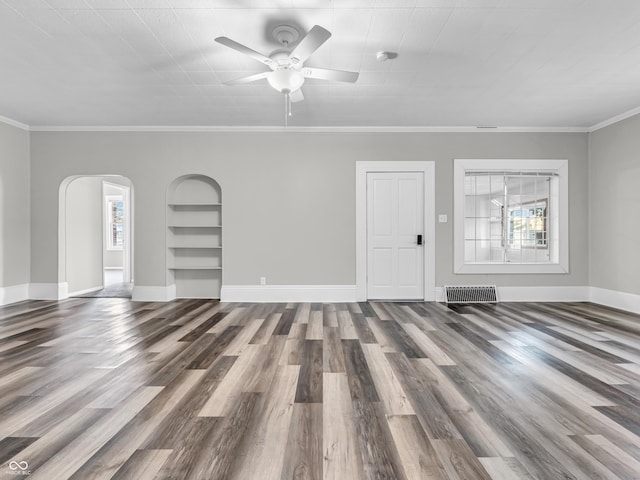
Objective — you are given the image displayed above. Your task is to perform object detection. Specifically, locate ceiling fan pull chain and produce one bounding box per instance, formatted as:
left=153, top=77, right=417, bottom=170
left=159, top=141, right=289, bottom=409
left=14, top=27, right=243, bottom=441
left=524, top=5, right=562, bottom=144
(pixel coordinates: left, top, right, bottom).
left=284, top=93, right=289, bottom=127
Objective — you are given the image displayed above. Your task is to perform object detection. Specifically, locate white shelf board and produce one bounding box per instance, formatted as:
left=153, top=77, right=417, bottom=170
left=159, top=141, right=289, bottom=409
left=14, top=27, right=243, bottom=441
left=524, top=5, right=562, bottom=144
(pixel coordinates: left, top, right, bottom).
left=168, top=266, right=223, bottom=270
left=168, top=245, right=223, bottom=249
left=168, top=225, right=222, bottom=228
left=168, top=203, right=222, bottom=206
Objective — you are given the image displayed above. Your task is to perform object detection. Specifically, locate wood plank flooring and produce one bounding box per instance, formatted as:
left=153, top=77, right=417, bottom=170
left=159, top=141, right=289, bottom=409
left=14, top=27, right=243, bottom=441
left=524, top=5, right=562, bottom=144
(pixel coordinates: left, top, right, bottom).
left=1, top=298, right=640, bottom=479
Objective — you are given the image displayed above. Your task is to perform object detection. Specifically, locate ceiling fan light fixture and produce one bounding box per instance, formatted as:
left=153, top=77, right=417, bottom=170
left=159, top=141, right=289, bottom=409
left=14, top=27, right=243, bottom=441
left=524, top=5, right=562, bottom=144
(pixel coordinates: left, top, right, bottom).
left=267, top=69, right=304, bottom=93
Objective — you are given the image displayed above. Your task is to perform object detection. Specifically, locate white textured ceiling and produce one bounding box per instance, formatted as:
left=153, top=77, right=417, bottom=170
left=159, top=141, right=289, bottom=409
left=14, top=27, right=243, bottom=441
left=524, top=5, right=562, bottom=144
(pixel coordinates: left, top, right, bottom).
left=2, top=0, right=640, bottom=128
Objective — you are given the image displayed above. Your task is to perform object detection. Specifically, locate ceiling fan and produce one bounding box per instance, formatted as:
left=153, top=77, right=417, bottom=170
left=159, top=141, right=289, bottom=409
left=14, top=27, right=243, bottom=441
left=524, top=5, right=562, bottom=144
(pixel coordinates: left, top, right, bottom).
left=215, top=25, right=359, bottom=115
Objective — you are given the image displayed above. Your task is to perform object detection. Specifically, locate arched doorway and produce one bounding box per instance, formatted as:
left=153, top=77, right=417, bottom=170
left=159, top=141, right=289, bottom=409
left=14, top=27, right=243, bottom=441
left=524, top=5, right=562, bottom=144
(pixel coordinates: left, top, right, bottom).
left=59, top=175, right=134, bottom=298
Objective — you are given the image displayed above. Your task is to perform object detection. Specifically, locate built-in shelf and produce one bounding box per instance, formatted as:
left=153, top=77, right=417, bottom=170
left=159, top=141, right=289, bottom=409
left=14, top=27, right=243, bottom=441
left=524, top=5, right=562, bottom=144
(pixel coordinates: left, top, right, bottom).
left=168, top=266, right=223, bottom=270
left=167, top=175, right=222, bottom=299
left=168, top=245, right=223, bottom=249
left=168, top=224, right=222, bottom=228
left=168, top=203, right=222, bottom=206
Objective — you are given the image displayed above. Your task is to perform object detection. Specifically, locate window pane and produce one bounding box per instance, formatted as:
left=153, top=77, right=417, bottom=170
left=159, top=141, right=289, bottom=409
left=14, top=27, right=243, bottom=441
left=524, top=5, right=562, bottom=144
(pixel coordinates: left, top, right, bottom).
left=476, top=240, right=491, bottom=262
left=506, top=247, right=522, bottom=263
left=464, top=240, right=477, bottom=263
left=464, top=175, right=476, bottom=195
left=475, top=219, right=491, bottom=241
left=506, top=176, right=522, bottom=194
left=464, top=194, right=476, bottom=217
left=489, top=219, right=502, bottom=242
left=489, top=175, right=503, bottom=196
left=464, top=218, right=476, bottom=240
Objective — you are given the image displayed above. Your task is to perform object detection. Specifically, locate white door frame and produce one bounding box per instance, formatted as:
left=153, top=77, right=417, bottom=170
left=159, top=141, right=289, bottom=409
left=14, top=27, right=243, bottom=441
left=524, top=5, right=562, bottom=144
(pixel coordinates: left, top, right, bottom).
left=356, top=161, right=435, bottom=302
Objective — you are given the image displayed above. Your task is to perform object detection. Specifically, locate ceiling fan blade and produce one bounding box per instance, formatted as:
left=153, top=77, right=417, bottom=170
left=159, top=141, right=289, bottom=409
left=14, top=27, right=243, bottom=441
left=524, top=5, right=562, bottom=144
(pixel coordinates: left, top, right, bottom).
left=289, top=25, right=331, bottom=65
left=223, top=71, right=269, bottom=86
left=290, top=89, right=304, bottom=103
left=215, top=37, right=275, bottom=68
left=303, top=67, right=359, bottom=83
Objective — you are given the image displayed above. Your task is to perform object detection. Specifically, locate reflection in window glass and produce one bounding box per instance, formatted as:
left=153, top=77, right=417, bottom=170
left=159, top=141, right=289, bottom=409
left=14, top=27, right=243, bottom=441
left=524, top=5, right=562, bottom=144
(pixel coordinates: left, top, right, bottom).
left=107, top=196, right=124, bottom=250
left=464, top=173, right=555, bottom=265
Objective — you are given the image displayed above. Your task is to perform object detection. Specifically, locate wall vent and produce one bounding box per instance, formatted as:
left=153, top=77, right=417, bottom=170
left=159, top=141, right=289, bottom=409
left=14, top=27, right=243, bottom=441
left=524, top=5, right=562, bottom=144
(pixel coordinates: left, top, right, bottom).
left=445, top=285, right=497, bottom=304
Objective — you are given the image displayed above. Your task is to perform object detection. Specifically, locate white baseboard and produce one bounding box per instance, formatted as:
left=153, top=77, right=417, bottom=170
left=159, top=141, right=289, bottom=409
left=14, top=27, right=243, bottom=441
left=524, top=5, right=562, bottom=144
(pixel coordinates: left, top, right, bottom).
left=132, top=284, right=176, bottom=302
left=436, top=285, right=589, bottom=303
left=221, top=285, right=357, bottom=303
left=68, top=286, right=103, bottom=296
left=0, top=284, right=29, bottom=306
left=436, top=285, right=640, bottom=314
left=29, top=282, right=68, bottom=300
left=590, top=287, right=640, bottom=314
left=498, top=286, right=590, bottom=302
left=1, top=282, right=637, bottom=317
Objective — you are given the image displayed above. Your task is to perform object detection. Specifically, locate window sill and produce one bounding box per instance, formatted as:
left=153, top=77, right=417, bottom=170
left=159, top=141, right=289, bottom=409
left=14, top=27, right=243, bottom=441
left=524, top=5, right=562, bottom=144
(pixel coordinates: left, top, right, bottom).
left=454, top=263, right=569, bottom=274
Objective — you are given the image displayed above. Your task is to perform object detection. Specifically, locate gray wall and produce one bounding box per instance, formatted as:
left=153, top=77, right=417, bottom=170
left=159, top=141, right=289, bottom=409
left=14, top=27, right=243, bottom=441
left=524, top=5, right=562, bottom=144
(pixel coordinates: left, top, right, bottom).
left=0, top=122, right=30, bottom=288
left=589, top=115, right=640, bottom=295
left=29, top=131, right=589, bottom=289
left=65, top=177, right=103, bottom=293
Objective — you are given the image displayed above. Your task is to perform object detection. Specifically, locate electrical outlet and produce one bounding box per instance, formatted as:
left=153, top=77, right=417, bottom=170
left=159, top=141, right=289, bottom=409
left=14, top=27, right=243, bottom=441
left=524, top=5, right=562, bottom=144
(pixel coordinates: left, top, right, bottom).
left=438, top=214, right=448, bottom=223
left=259, top=276, right=266, bottom=285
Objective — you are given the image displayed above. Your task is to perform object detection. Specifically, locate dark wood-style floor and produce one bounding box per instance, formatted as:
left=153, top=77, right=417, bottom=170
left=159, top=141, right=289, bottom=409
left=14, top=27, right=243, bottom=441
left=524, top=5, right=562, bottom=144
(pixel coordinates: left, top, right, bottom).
left=1, top=299, right=640, bottom=479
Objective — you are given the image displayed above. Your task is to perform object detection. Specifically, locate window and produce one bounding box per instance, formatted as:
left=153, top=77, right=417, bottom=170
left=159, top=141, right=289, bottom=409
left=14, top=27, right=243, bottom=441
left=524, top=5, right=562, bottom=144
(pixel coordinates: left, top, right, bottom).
left=508, top=199, right=547, bottom=249
left=454, top=159, right=568, bottom=274
left=106, top=195, right=124, bottom=250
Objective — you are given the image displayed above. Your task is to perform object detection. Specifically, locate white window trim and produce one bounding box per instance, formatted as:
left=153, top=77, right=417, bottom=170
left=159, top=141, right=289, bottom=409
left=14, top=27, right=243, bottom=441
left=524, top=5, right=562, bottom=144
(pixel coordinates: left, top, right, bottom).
left=453, top=159, right=569, bottom=274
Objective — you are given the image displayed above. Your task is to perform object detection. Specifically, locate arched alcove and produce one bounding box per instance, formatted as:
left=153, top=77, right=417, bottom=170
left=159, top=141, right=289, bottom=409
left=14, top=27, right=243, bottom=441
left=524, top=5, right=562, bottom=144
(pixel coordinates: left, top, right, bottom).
left=167, top=175, right=222, bottom=299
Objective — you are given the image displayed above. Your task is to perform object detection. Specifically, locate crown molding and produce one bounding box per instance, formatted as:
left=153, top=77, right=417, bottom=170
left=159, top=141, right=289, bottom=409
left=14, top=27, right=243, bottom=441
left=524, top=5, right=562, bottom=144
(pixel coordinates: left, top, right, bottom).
left=5, top=110, right=640, bottom=133
left=27, top=125, right=590, bottom=133
left=0, top=115, right=30, bottom=131
left=589, top=106, right=640, bottom=132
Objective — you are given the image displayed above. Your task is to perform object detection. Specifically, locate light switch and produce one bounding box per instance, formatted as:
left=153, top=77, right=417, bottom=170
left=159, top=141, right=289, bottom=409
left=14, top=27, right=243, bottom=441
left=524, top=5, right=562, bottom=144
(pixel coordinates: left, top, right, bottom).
left=438, top=214, right=448, bottom=223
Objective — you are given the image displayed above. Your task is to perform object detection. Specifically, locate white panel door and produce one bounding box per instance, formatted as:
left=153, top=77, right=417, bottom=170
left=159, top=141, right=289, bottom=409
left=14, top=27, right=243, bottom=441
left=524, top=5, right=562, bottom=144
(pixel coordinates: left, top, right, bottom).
left=367, top=172, right=424, bottom=299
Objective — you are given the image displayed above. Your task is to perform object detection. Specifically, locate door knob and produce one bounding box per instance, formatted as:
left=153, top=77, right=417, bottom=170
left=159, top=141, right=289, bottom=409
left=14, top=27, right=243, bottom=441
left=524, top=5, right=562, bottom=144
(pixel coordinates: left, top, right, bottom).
left=417, top=234, right=423, bottom=245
